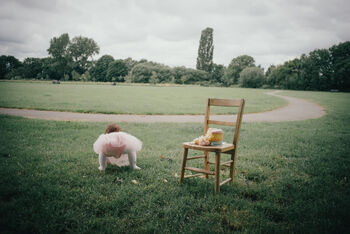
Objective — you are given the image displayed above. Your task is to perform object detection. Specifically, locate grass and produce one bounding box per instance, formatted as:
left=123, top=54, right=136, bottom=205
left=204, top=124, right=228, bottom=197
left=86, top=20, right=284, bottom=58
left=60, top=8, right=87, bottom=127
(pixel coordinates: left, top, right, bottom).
left=0, top=89, right=349, bottom=233
left=0, top=81, right=286, bottom=115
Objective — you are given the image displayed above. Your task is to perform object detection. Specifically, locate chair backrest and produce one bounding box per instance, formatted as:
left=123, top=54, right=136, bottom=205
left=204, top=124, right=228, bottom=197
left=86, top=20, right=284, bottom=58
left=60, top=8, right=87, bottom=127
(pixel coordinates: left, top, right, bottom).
left=204, top=98, right=245, bottom=146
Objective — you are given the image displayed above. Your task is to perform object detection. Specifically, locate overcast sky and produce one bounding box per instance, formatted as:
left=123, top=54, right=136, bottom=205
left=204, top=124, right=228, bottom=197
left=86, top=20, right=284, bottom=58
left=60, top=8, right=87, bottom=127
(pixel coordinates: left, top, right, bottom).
left=1, top=0, right=349, bottom=69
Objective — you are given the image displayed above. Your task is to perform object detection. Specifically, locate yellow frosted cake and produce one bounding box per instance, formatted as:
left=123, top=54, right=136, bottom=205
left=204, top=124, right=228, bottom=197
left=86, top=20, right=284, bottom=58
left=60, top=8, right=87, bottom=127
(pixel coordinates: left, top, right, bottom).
left=207, top=128, right=224, bottom=146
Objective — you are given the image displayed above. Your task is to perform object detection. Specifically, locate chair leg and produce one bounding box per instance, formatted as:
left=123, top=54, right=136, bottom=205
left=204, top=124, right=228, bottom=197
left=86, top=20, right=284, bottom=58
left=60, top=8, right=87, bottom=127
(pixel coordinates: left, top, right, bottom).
left=179, top=148, right=188, bottom=184
left=230, top=149, right=237, bottom=183
left=214, top=152, right=221, bottom=194
left=204, top=151, right=209, bottom=179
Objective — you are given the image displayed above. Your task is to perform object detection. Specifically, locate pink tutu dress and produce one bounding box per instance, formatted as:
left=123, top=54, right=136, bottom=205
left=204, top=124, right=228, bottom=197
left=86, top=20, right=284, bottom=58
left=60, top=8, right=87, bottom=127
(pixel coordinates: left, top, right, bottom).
left=93, top=132, right=142, bottom=158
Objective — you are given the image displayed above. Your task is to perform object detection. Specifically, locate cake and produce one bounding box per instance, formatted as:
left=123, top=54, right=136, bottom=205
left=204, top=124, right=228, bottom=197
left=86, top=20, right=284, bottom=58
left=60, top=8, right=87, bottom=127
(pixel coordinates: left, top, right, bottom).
left=207, top=128, right=224, bottom=146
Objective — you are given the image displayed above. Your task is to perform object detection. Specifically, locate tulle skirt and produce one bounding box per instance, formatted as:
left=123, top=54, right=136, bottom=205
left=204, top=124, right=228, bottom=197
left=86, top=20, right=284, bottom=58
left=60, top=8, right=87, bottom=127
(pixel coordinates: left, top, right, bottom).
left=93, top=132, right=142, bottom=158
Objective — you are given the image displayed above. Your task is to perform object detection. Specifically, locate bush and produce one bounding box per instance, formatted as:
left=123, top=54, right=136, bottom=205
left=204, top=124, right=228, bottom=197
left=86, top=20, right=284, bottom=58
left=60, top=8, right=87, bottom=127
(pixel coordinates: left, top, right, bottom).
left=129, top=63, right=154, bottom=83
left=71, top=70, right=81, bottom=81
left=173, top=66, right=209, bottom=84
left=239, top=67, right=265, bottom=88
left=106, top=60, right=128, bottom=82
left=129, top=63, right=173, bottom=83
left=80, top=71, right=91, bottom=81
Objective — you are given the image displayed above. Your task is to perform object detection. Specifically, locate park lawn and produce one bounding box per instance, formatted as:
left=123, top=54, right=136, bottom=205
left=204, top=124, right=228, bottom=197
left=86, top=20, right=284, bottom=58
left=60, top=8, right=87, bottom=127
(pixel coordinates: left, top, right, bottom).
left=0, top=81, right=286, bottom=115
left=0, top=90, right=349, bottom=233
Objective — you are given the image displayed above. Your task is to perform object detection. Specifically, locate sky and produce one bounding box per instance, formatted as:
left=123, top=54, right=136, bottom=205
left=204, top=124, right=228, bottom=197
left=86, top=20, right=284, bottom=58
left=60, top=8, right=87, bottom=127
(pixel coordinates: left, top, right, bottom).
left=1, top=0, right=350, bottom=69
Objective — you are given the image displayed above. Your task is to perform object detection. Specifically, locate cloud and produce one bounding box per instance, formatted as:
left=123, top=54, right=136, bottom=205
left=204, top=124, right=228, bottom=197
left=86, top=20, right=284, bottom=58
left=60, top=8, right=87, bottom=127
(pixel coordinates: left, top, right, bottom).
left=0, top=0, right=349, bottom=69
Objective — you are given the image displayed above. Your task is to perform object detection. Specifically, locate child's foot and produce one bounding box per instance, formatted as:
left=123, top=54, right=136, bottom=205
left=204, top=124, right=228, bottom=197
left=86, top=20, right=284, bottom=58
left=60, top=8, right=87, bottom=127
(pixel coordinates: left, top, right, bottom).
left=98, top=166, right=106, bottom=171
left=132, top=165, right=141, bottom=170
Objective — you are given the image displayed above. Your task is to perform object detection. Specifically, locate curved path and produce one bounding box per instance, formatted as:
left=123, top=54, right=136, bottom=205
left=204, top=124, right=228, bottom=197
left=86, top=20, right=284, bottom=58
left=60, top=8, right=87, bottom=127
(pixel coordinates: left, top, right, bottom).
left=0, top=91, right=325, bottom=123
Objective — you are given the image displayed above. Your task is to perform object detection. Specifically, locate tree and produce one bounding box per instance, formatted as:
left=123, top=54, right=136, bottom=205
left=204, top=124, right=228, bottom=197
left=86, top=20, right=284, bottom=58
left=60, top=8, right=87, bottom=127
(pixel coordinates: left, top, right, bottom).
left=149, top=71, right=159, bottom=84
left=47, top=33, right=70, bottom=59
left=22, top=57, right=43, bottom=79
left=211, top=63, right=225, bottom=84
left=47, top=33, right=100, bottom=79
left=123, top=57, right=139, bottom=71
left=0, top=55, right=22, bottom=79
left=68, top=36, right=100, bottom=74
left=106, top=59, right=128, bottom=82
left=300, top=50, right=333, bottom=90
left=224, top=55, right=255, bottom=86
left=90, top=55, right=114, bottom=81
left=264, top=41, right=349, bottom=91
left=172, top=66, right=188, bottom=84
left=267, top=58, right=303, bottom=90
left=330, top=41, right=350, bottom=90
left=239, top=67, right=265, bottom=88
left=47, top=33, right=72, bottom=79
left=265, top=65, right=277, bottom=87
left=129, top=63, right=153, bottom=83
left=129, top=62, right=173, bottom=83
left=196, top=27, right=214, bottom=73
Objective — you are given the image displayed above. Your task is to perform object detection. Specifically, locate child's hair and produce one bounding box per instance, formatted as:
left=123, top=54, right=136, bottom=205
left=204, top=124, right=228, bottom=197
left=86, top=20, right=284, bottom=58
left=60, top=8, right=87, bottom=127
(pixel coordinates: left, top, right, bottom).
left=105, top=124, right=121, bottom=134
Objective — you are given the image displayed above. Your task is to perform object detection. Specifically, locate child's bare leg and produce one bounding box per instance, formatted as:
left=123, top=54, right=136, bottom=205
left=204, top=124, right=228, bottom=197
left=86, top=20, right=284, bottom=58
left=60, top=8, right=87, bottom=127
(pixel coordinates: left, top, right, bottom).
left=128, top=151, right=141, bottom=170
left=98, top=153, right=107, bottom=171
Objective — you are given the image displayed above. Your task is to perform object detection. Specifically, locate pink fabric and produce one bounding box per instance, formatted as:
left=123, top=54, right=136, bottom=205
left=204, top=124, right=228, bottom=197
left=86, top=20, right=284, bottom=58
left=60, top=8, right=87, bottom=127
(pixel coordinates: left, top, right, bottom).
left=94, top=132, right=142, bottom=158
left=94, top=133, right=126, bottom=158
left=103, top=142, right=126, bottom=158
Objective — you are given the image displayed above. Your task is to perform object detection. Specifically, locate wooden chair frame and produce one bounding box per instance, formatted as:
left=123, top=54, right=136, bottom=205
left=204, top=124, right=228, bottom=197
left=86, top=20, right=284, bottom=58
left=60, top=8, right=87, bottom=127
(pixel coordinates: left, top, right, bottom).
left=179, top=98, right=245, bottom=193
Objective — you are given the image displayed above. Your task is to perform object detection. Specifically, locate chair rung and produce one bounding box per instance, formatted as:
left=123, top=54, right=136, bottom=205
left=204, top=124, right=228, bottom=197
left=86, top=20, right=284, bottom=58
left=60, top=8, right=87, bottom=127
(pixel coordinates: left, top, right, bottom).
left=185, top=167, right=215, bottom=175
left=220, top=178, right=232, bottom=186
left=184, top=174, right=203, bottom=179
left=186, top=155, right=205, bottom=160
left=207, top=160, right=233, bottom=167
left=208, top=119, right=236, bottom=126
left=221, top=160, right=233, bottom=166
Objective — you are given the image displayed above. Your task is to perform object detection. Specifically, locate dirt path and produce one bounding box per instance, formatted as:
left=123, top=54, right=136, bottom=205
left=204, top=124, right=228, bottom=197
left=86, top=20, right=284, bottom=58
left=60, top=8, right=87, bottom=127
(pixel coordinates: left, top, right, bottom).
left=0, top=91, right=325, bottom=123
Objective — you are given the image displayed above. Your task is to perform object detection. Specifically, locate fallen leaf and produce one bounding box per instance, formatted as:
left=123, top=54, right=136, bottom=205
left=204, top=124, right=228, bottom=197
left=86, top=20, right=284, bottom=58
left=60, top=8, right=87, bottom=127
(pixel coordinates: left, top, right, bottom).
left=163, top=179, right=168, bottom=183
left=160, top=155, right=173, bottom=161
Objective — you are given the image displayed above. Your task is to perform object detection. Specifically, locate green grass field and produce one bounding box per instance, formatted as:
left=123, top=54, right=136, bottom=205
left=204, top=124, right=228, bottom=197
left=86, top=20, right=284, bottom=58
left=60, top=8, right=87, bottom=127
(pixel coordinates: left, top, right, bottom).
left=0, top=85, right=349, bottom=233
left=0, top=81, right=286, bottom=114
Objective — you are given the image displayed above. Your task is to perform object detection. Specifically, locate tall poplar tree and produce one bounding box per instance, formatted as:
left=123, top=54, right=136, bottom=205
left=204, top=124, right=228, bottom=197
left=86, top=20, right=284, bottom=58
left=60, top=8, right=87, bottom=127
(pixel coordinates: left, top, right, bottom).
left=196, top=27, right=214, bottom=73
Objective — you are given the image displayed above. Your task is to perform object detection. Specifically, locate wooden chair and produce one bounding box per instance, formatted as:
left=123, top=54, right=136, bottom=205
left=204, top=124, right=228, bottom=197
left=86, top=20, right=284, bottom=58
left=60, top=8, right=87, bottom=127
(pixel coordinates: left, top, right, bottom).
left=179, top=98, right=245, bottom=194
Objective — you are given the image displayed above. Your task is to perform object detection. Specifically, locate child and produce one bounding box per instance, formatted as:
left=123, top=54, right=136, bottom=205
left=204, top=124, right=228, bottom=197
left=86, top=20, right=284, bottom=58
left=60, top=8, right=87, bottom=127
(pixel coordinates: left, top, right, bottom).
left=93, top=124, right=142, bottom=171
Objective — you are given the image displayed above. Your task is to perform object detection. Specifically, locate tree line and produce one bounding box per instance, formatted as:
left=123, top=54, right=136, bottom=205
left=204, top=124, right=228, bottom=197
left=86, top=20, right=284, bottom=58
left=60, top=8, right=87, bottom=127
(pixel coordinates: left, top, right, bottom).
left=0, top=31, right=349, bottom=91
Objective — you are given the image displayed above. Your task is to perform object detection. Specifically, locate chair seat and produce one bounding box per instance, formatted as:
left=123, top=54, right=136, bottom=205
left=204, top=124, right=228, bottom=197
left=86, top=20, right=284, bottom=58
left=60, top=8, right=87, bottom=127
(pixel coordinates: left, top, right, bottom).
left=183, top=142, right=235, bottom=153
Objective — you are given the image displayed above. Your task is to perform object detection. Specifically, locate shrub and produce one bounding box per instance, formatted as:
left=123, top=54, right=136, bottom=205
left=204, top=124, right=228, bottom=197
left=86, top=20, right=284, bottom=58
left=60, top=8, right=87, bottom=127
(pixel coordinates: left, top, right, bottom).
left=80, top=71, right=91, bottom=81
left=129, top=63, right=153, bottom=83
left=239, top=67, right=265, bottom=88
left=173, top=66, right=209, bottom=84
left=129, top=63, right=172, bottom=83
left=71, top=70, right=81, bottom=81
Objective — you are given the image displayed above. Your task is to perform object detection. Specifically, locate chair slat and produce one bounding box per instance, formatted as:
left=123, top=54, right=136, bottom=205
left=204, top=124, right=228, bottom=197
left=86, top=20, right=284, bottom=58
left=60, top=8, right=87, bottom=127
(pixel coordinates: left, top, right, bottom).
left=208, top=119, right=236, bottom=126
left=185, top=167, right=215, bottom=175
left=220, top=160, right=233, bottom=166
left=186, top=155, right=206, bottom=160
left=209, top=98, right=242, bottom=107
left=184, top=174, right=203, bottom=179
left=208, top=161, right=230, bottom=167
left=220, top=178, right=232, bottom=186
